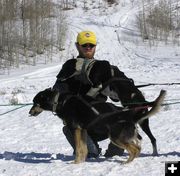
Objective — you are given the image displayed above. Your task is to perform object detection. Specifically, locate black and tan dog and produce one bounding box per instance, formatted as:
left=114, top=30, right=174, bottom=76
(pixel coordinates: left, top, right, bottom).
left=54, top=58, right=161, bottom=155
left=29, top=88, right=166, bottom=164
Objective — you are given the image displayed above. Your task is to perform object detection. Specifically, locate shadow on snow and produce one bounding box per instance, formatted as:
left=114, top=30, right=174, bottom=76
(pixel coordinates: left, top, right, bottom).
left=139, top=151, right=180, bottom=158
left=0, top=151, right=74, bottom=164
left=0, top=151, right=108, bottom=164
left=0, top=151, right=179, bottom=164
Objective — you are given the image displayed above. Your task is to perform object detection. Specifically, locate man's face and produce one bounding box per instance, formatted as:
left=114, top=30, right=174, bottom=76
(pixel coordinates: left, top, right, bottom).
left=76, top=43, right=96, bottom=59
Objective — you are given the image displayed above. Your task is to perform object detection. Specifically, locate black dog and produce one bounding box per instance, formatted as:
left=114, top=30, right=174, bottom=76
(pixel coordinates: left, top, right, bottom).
left=29, top=88, right=165, bottom=163
left=54, top=58, right=160, bottom=155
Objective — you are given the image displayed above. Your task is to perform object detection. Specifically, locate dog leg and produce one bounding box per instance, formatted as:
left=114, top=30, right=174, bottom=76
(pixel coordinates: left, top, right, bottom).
left=139, top=119, right=158, bottom=155
left=81, top=129, right=88, bottom=159
left=124, top=143, right=141, bottom=164
left=74, top=127, right=88, bottom=164
left=111, top=139, right=141, bottom=164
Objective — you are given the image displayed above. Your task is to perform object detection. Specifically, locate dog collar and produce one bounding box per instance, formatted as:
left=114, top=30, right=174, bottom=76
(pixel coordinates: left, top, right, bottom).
left=52, top=91, right=60, bottom=113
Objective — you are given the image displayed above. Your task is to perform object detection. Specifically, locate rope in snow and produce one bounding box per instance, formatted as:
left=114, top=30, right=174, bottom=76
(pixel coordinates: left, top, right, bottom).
left=0, top=103, right=33, bottom=107
left=0, top=103, right=33, bottom=116
left=122, top=99, right=180, bottom=106
left=162, top=101, right=180, bottom=106
left=136, top=82, right=180, bottom=88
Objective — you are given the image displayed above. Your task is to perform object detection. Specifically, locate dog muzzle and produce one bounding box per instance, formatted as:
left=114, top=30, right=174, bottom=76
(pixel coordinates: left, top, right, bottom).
left=29, top=104, right=43, bottom=116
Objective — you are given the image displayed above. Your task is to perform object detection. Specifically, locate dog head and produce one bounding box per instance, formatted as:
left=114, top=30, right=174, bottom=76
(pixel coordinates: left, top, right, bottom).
left=29, top=88, right=57, bottom=116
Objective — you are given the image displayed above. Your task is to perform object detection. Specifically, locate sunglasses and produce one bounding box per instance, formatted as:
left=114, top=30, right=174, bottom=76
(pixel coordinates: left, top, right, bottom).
left=81, top=44, right=96, bottom=48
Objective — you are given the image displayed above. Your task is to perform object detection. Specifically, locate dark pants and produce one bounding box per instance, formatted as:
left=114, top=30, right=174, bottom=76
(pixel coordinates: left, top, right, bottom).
left=63, top=126, right=124, bottom=157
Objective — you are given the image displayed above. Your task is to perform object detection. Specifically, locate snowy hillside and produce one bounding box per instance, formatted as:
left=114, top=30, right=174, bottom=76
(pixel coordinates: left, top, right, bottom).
left=0, top=0, right=180, bottom=176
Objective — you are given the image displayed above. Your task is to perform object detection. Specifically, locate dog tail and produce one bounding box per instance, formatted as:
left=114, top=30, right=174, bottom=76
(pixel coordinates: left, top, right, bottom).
left=136, top=89, right=166, bottom=124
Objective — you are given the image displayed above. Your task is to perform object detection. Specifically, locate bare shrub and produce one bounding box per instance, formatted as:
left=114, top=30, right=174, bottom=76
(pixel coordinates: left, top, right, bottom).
left=0, top=0, right=68, bottom=72
left=137, top=0, right=180, bottom=45
left=146, top=1, right=174, bottom=32
left=106, top=0, right=117, bottom=5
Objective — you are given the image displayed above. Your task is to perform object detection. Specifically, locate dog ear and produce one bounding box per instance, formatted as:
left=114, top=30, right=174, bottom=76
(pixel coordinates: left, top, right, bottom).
left=44, top=87, right=52, bottom=91
left=50, top=87, right=54, bottom=91
left=50, top=87, right=59, bottom=93
left=42, top=88, right=54, bottom=97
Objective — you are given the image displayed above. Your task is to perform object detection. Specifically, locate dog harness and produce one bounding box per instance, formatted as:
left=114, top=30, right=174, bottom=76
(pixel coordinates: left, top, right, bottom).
left=70, top=58, right=106, bottom=98
left=75, top=58, right=96, bottom=85
left=51, top=89, right=101, bottom=116
left=76, top=58, right=115, bottom=98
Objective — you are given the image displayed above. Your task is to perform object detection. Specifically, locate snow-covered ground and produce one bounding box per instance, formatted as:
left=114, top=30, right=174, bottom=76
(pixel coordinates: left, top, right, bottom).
left=0, top=0, right=179, bottom=175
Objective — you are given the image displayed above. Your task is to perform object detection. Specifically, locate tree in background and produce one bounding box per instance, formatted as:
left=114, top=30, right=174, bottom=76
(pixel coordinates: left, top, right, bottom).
left=137, top=0, right=180, bottom=45
left=0, top=0, right=68, bottom=73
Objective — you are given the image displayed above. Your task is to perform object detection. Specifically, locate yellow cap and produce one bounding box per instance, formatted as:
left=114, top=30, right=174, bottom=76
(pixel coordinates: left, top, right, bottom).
left=77, top=31, right=97, bottom=45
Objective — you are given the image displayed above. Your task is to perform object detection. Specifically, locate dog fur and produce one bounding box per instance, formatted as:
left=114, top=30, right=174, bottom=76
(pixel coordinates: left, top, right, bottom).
left=29, top=88, right=166, bottom=164
left=54, top=58, right=161, bottom=155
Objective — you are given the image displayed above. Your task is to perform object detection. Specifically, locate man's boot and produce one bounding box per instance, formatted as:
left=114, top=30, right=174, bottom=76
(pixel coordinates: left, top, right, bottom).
left=104, top=142, right=124, bottom=157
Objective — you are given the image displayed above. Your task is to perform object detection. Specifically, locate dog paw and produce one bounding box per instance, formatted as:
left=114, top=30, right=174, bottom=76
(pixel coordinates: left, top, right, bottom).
left=73, top=159, right=85, bottom=164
